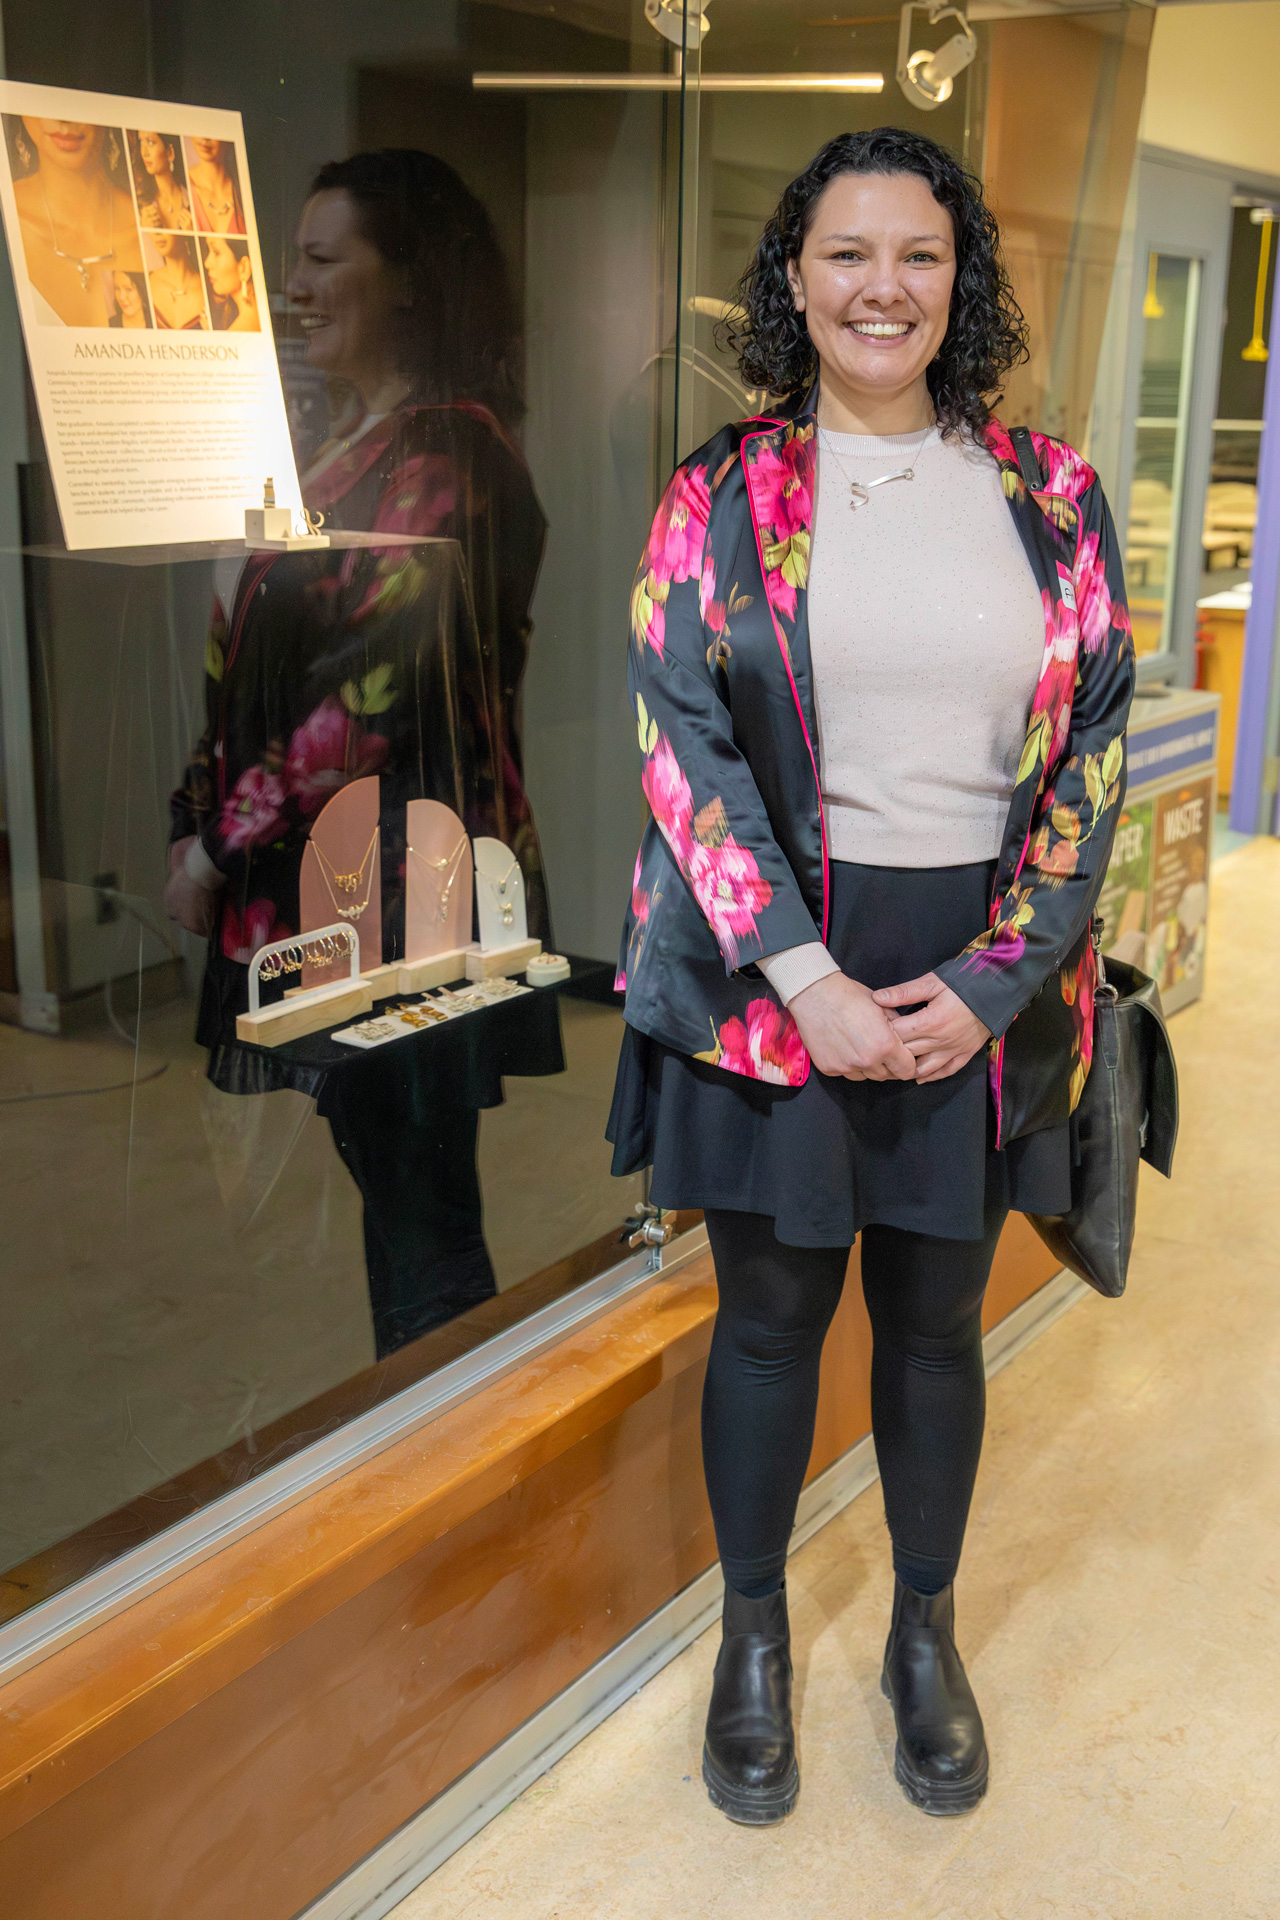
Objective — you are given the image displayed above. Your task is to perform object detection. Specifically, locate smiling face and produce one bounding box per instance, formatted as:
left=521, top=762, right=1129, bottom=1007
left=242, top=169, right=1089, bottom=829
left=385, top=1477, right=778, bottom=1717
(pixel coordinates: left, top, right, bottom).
left=24, top=119, right=103, bottom=174
left=190, top=137, right=225, bottom=166
left=114, top=271, right=143, bottom=317
left=150, top=229, right=176, bottom=260
left=286, top=189, right=406, bottom=391
left=785, top=169, right=956, bottom=417
left=137, top=130, right=171, bottom=177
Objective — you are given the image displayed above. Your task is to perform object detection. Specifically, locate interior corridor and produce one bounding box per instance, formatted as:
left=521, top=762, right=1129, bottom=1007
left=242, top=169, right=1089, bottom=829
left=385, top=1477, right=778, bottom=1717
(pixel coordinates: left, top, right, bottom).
left=389, top=837, right=1280, bottom=1920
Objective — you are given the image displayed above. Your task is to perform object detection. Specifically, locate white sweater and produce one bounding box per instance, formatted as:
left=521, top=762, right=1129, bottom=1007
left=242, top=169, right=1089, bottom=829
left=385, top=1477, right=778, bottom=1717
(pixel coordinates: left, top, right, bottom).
left=760, top=424, right=1046, bottom=1007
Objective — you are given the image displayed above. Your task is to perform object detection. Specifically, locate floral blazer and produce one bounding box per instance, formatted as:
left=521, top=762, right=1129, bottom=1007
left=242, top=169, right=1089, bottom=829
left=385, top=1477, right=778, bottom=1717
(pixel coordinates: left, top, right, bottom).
left=616, top=401, right=1136, bottom=1147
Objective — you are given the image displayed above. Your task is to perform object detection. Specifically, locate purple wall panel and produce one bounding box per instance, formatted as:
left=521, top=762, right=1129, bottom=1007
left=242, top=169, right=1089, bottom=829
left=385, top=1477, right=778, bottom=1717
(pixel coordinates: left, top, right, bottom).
left=1230, top=263, right=1280, bottom=833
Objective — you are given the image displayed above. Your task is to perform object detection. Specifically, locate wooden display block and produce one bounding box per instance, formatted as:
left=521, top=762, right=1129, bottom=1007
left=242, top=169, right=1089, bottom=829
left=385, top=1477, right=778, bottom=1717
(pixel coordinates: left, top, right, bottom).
left=236, top=980, right=373, bottom=1048
left=397, top=948, right=469, bottom=993
left=361, top=961, right=404, bottom=995
left=464, top=937, right=541, bottom=982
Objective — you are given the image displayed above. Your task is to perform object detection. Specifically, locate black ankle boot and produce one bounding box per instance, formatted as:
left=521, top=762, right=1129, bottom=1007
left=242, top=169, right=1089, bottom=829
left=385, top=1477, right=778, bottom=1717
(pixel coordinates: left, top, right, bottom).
left=702, top=1582, right=799, bottom=1824
left=881, top=1578, right=988, bottom=1815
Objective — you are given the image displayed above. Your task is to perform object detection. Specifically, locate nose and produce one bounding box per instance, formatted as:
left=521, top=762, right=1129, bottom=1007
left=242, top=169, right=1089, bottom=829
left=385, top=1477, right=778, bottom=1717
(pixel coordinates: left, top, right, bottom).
left=285, top=260, right=309, bottom=304
left=858, top=250, right=907, bottom=312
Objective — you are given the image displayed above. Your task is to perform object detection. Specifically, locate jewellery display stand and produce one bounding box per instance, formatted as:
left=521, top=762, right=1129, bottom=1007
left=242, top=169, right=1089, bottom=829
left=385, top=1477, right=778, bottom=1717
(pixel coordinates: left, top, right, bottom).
left=235, top=925, right=371, bottom=1047
left=300, top=776, right=383, bottom=990
left=400, top=798, right=472, bottom=991
left=466, top=835, right=540, bottom=981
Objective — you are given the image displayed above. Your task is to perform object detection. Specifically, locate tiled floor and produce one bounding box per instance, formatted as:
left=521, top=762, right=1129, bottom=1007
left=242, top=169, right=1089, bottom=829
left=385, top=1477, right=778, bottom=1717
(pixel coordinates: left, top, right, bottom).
left=389, top=837, right=1280, bottom=1920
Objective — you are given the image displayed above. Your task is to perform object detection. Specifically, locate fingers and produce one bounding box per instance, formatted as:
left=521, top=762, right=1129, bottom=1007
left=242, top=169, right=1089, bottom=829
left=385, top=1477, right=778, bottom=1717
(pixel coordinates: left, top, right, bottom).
left=871, top=972, right=941, bottom=1008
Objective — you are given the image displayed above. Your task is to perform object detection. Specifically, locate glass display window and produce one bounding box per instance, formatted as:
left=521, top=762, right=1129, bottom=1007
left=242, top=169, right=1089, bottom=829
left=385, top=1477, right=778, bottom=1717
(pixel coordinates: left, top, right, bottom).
left=0, top=0, right=1153, bottom=1646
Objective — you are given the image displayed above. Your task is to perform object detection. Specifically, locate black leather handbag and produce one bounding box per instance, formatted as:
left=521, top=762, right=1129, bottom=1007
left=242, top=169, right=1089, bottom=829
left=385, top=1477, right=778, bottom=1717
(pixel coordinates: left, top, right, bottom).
left=1027, top=931, right=1180, bottom=1297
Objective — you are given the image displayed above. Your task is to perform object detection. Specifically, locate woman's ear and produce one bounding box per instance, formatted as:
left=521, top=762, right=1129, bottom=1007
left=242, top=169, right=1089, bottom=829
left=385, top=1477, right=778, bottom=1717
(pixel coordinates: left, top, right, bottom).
left=785, top=256, right=805, bottom=313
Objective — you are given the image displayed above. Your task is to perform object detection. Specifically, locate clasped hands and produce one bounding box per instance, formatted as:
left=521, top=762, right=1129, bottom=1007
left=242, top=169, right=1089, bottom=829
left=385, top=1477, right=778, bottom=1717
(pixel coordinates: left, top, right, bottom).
left=789, top=969, right=991, bottom=1084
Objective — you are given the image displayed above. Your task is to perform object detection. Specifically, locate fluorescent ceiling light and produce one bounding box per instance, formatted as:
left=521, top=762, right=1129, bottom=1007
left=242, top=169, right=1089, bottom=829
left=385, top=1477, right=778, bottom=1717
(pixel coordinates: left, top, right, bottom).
left=473, top=71, right=885, bottom=90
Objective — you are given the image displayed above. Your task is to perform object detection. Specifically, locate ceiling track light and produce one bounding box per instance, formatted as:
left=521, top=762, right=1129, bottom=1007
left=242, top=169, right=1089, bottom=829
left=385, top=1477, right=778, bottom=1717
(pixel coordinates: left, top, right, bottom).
left=645, top=0, right=711, bottom=51
left=897, top=0, right=976, bottom=110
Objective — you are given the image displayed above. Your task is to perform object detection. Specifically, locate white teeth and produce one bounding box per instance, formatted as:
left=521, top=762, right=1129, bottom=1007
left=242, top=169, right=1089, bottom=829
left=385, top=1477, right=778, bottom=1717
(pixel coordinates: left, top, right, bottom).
left=850, top=322, right=910, bottom=337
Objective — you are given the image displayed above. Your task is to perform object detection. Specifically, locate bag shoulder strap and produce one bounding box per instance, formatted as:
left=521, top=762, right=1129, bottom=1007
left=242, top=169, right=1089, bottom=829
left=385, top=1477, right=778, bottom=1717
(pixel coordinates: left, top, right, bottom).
left=1009, top=424, right=1043, bottom=491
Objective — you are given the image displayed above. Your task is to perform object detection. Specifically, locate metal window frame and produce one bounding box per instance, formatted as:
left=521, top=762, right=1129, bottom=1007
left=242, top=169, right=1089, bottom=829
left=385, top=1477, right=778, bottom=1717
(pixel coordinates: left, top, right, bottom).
left=0, top=1227, right=711, bottom=1687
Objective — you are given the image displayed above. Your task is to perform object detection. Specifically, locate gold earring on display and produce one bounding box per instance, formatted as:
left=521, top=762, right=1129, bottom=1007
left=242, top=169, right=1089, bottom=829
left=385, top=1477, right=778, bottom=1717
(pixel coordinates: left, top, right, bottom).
left=106, top=129, right=121, bottom=174
left=14, top=129, right=31, bottom=170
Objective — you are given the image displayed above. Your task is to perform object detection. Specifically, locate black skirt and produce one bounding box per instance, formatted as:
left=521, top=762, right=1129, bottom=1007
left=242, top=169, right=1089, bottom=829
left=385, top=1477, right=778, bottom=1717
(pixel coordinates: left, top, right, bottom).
left=607, top=858, right=1071, bottom=1247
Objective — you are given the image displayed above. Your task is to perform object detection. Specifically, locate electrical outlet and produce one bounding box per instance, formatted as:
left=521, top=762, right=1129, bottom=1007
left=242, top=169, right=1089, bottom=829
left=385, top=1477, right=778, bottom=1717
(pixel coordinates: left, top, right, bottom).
left=93, top=871, right=120, bottom=925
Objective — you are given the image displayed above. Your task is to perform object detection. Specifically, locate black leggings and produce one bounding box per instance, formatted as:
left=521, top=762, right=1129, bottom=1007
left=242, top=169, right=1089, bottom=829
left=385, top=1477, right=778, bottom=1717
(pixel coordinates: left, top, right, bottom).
left=702, top=1206, right=1006, bottom=1598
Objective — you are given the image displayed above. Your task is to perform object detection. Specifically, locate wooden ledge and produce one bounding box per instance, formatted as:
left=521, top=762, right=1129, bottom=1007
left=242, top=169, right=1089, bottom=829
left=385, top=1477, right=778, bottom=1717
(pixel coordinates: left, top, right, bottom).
left=0, top=1257, right=719, bottom=1844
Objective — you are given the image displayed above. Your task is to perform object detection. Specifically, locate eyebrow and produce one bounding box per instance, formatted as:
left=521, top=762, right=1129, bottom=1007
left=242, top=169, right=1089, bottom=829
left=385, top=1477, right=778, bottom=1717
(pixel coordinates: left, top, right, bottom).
left=818, top=230, right=949, bottom=246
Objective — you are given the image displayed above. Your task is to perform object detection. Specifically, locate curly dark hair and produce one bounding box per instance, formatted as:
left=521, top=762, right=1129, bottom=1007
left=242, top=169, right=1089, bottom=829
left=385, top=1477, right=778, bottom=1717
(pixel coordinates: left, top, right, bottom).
left=311, top=149, right=523, bottom=425
left=722, top=127, right=1027, bottom=438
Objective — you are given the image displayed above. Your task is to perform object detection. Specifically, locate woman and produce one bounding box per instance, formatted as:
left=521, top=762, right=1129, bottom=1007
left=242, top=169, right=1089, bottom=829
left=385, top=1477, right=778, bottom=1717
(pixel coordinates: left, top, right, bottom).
left=167, top=149, right=550, bottom=1360
left=147, top=231, right=206, bottom=329
left=109, top=268, right=150, bottom=329
left=5, top=116, right=144, bottom=326
left=609, top=128, right=1134, bottom=1823
left=186, top=136, right=246, bottom=234
left=204, top=235, right=259, bottom=331
left=130, top=128, right=193, bottom=232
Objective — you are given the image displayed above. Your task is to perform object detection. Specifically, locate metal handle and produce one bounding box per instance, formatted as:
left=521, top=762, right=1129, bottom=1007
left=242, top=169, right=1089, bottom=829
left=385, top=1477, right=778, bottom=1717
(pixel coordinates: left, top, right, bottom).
left=628, top=1218, right=673, bottom=1249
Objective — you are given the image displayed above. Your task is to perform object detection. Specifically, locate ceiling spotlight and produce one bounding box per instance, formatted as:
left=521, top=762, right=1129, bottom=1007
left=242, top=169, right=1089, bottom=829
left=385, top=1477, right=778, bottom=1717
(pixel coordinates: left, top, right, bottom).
left=645, top=0, right=710, bottom=51
left=897, top=1, right=976, bottom=110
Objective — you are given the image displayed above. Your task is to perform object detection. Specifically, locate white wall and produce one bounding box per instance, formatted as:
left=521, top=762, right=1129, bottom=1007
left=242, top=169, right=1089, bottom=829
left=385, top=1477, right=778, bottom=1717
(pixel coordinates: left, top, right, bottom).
left=1141, top=1, right=1280, bottom=176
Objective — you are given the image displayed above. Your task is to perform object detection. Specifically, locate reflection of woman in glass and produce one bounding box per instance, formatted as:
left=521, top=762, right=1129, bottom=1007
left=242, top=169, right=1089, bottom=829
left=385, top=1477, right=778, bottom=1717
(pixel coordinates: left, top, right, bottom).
left=5, top=117, right=143, bottom=326
left=168, top=150, right=551, bottom=1360
left=109, top=268, right=150, bottom=329
left=147, top=231, right=206, bottom=329
left=186, top=137, right=246, bottom=234
left=130, top=128, right=192, bottom=232
left=203, top=235, right=259, bottom=331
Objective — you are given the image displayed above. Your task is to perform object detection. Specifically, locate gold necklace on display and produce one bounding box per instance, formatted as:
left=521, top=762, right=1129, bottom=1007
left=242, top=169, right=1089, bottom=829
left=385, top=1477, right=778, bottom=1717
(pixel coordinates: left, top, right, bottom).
left=408, top=832, right=468, bottom=923
left=311, top=825, right=380, bottom=921
left=818, top=421, right=933, bottom=511
left=42, top=178, right=115, bottom=289
left=477, top=853, right=520, bottom=930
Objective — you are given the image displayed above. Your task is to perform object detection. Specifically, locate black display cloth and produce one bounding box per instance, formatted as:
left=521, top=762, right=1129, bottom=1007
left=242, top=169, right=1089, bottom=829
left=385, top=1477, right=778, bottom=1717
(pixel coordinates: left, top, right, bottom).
left=205, top=969, right=571, bottom=1114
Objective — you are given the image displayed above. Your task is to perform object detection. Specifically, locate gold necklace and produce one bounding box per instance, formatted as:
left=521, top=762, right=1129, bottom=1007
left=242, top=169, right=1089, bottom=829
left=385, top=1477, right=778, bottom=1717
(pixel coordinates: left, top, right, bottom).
left=476, top=853, right=520, bottom=930
left=818, top=422, right=933, bottom=511
left=311, top=825, right=379, bottom=921
left=408, top=832, right=468, bottom=922
left=42, top=176, right=115, bottom=290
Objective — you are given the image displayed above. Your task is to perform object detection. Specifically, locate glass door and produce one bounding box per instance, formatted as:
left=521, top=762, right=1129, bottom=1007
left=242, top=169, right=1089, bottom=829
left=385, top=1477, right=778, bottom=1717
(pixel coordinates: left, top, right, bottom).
left=1124, top=251, right=1202, bottom=656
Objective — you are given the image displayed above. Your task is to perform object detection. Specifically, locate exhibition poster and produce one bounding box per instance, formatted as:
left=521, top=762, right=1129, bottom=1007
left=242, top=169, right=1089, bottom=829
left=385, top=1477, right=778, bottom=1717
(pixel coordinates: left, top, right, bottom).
left=1096, top=799, right=1154, bottom=970
left=0, top=81, right=302, bottom=548
left=1148, top=776, right=1212, bottom=995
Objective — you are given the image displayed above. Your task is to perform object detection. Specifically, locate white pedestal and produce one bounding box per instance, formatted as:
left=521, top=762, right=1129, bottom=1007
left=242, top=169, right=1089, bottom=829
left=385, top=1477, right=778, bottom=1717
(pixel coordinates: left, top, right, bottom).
left=464, top=938, right=541, bottom=982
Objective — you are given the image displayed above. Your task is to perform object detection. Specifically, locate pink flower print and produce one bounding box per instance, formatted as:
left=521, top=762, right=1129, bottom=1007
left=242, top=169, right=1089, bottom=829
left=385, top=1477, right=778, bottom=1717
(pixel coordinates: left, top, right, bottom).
left=700, top=552, right=726, bottom=634
left=746, top=430, right=814, bottom=621
left=1073, top=532, right=1113, bottom=655
left=221, top=897, right=290, bottom=964
left=686, top=836, right=773, bottom=970
left=641, top=735, right=696, bottom=864
left=1035, top=588, right=1079, bottom=763
left=647, top=463, right=712, bottom=584
left=712, top=997, right=807, bottom=1085
left=284, top=696, right=389, bottom=817
left=631, top=848, right=651, bottom=926
left=1039, top=439, right=1093, bottom=503
left=631, top=464, right=712, bottom=661
left=220, top=765, right=287, bottom=852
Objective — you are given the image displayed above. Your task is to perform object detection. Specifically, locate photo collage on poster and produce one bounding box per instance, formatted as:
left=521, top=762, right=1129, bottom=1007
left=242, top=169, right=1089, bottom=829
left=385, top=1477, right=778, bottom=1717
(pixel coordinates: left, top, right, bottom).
left=1, top=118, right=260, bottom=335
